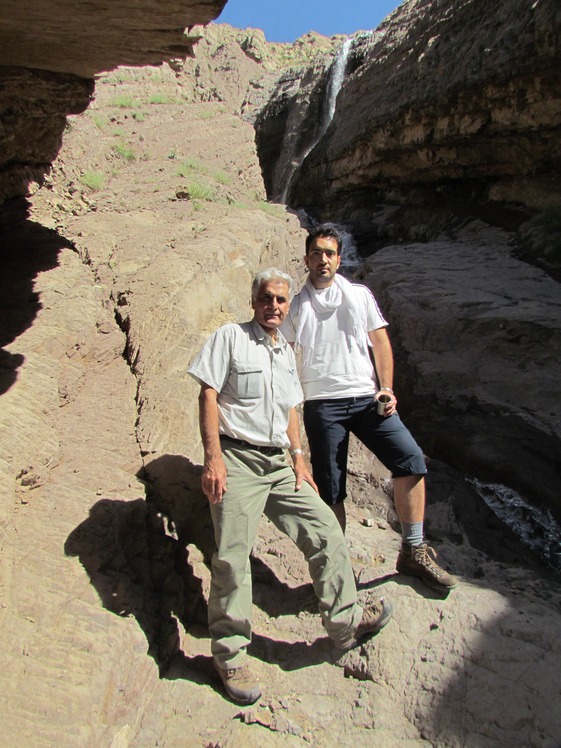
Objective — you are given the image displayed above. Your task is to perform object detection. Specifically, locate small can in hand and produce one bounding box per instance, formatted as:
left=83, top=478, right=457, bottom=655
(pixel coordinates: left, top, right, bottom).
left=376, top=393, right=392, bottom=415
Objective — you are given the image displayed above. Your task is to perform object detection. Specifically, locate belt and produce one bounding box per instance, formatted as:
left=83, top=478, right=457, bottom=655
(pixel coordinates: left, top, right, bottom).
left=219, top=435, right=284, bottom=456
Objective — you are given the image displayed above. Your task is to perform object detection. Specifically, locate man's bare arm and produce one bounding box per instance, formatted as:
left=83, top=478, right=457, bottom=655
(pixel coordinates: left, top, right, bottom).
left=368, top=328, right=397, bottom=415
left=287, top=407, right=318, bottom=493
left=198, top=383, right=227, bottom=504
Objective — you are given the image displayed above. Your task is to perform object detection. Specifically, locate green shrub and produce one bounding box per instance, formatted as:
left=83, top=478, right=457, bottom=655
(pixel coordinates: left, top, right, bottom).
left=176, top=157, right=205, bottom=178
left=106, top=70, right=133, bottom=84
left=108, top=95, right=136, bottom=108
left=257, top=200, right=284, bottom=218
left=148, top=93, right=177, bottom=105
left=91, top=113, right=109, bottom=129
left=79, top=171, right=105, bottom=191
left=213, top=169, right=231, bottom=185
left=183, top=180, right=214, bottom=201
left=113, top=142, right=136, bottom=161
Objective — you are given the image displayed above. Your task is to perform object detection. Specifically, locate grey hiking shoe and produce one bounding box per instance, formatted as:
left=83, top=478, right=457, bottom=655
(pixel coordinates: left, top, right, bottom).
left=334, top=598, right=393, bottom=651
left=397, top=542, right=458, bottom=592
left=214, top=661, right=262, bottom=705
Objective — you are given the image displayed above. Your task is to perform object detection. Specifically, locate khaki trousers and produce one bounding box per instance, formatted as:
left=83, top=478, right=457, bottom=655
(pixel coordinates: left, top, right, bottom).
left=208, top=443, right=362, bottom=669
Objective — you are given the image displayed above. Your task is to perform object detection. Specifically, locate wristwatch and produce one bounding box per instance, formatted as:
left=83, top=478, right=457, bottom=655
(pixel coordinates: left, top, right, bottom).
left=290, top=448, right=303, bottom=457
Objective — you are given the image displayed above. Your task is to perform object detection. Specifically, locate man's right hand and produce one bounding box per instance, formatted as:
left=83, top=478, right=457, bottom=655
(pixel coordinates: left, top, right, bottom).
left=201, top=456, right=226, bottom=504
left=201, top=457, right=227, bottom=504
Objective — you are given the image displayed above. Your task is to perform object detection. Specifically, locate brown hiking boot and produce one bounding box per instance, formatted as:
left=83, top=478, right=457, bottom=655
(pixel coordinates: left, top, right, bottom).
left=334, top=598, right=393, bottom=651
left=214, top=661, right=262, bottom=705
left=397, top=542, right=458, bottom=592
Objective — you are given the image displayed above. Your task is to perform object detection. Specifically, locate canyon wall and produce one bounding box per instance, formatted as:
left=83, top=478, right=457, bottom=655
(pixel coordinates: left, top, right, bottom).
left=258, top=0, right=561, bottom=221
left=256, top=0, right=561, bottom=518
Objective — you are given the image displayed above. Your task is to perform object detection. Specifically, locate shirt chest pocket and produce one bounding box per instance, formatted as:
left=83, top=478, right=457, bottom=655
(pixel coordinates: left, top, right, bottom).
left=231, top=363, right=264, bottom=399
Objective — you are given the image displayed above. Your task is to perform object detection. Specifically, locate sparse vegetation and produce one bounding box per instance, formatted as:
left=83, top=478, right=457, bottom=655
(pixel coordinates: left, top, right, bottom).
left=148, top=93, right=178, bottom=105
left=176, top=157, right=205, bottom=178
left=79, top=170, right=105, bottom=191
left=213, top=169, right=231, bottom=185
left=91, top=113, right=109, bottom=129
left=108, top=94, right=137, bottom=109
left=257, top=200, right=284, bottom=218
left=113, top=142, right=136, bottom=161
left=182, top=180, right=214, bottom=201
left=105, top=70, right=134, bottom=84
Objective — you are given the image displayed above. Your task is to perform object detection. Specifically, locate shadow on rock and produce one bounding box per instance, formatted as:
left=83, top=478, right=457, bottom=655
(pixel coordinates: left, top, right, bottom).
left=65, top=497, right=194, bottom=675
left=251, top=555, right=318, bottom=617
left=0, top=207, right=74, bottom=395
left=250, top=631, right=334, bottom=671
left=141, top=453, right=215, bottom=564
left=65, top=454, right=216, bottom=679
left=164, top=652, right=222, bottom=697
left=425, top=458, right=560, bottom=585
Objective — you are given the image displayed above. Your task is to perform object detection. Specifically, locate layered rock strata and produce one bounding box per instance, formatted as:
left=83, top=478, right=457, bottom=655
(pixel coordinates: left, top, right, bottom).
left=257, top=0, right=561, bottom=222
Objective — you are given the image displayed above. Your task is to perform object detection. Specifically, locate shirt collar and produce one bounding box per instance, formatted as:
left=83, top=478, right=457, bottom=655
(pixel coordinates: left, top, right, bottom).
left=251, top=318, right=287, bottom=349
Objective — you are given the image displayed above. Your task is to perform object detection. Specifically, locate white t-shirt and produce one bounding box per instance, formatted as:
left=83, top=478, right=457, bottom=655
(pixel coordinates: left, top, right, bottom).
left=188, top=319, right=303, bottom=447
left=281, top=282, right=387, bottom=400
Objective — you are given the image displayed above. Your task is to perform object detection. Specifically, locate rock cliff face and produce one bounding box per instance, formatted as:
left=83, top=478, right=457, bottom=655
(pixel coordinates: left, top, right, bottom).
left=257, top=0, right=561, bottom=221
left=256, top=0, right=561, bottom=518
left=0, top=0, right=227, bottom=205
left=362, top=224, right=561, bottom=516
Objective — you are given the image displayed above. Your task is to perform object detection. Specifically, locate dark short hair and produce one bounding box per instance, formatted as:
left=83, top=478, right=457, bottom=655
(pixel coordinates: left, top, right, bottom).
left=305, top=224, right=343, bottom=255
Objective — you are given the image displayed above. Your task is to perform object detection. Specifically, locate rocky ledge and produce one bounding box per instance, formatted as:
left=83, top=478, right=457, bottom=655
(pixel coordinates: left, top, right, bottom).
left=0, top=0, right=227, bottom=206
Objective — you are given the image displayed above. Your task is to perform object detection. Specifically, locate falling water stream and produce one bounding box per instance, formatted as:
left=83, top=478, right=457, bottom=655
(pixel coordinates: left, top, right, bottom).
left=280, top=37, right=352, bottom=204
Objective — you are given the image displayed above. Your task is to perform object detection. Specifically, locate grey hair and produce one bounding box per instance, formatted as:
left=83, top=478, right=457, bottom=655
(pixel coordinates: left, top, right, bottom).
left=251, top=268, right=295, bottom=302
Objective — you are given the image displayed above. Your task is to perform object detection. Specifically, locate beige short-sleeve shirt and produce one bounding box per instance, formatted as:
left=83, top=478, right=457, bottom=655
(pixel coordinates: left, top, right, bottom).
left=188, top=319, right=303, bottom=448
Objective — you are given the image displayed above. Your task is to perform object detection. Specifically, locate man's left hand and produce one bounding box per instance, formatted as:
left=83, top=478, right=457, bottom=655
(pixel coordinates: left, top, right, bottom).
left=375, top=390, right=397, bottom=416
left=293, top=454, right=319, bottom=493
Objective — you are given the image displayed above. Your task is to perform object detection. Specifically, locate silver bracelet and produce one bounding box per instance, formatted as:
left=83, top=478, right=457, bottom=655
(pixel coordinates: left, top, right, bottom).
left=290, top=448, right=303, bottom=457
left=380, top=387, right=394, bottom=394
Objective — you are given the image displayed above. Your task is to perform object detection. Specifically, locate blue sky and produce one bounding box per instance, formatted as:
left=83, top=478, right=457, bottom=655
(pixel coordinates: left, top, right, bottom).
left=216, top=1, right=403, bottom=43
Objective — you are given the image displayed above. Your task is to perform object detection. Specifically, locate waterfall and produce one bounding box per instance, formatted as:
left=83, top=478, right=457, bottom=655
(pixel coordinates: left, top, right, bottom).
left=280, top=37, right=352, bottom=205
left=334, top=223, right=361, bottom=273
left=325, top=37, right=351, bottom=122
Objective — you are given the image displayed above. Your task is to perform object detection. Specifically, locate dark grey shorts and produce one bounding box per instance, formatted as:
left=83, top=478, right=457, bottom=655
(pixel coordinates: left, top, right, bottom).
left=303, top=396, right=427, bottom=505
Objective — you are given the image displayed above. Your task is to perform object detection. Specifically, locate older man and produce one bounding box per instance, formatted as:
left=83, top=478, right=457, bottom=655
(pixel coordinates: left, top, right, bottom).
left=188, top=268, right=392, bottom=705
left=281, top=225, right=457, bottom=594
